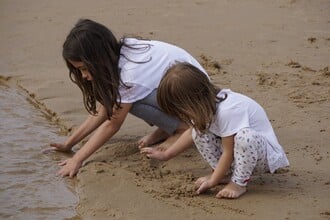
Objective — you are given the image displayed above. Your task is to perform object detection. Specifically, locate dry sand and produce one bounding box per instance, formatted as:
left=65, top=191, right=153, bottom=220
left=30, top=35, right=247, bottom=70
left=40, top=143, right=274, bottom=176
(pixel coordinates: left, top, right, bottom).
left=1, top=0, right=329, bottom=219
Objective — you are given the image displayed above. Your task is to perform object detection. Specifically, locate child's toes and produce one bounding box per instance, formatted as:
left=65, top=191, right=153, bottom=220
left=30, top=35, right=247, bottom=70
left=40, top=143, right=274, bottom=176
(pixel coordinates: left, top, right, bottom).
left=216, top=182, right=247, bottom=199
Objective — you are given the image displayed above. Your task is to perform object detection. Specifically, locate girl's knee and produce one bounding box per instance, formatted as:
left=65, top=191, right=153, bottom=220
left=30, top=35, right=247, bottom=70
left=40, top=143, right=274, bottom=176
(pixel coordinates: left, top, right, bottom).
left=234, top=128, right=255, bottom=148
left=235, top=128, right=254, bottom=138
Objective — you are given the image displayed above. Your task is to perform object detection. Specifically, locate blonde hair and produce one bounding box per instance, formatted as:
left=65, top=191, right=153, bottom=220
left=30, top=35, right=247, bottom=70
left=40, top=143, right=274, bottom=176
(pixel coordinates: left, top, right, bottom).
left=157, top=62, right=225, bottom=132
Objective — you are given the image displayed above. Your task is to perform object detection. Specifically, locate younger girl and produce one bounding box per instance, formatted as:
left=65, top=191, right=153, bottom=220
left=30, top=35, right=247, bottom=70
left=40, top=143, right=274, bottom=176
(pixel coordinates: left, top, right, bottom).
left=50, top=19, right=207, bottom=177
left=141, top=62, right=289, bottom=199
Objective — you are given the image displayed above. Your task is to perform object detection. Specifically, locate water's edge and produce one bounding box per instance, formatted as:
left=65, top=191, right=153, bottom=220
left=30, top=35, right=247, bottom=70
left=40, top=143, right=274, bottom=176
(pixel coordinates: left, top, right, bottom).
left=0, top=76, right=79, bottom=219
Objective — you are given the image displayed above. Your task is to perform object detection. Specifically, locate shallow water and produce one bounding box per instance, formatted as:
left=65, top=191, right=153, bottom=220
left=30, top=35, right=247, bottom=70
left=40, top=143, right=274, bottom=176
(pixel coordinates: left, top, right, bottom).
left=0, top=84, right=78, bottom=220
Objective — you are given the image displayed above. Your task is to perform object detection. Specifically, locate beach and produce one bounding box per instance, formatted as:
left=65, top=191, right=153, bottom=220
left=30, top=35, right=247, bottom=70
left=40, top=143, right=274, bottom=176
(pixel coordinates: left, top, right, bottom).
left=1, top=0, right=329, bottom=219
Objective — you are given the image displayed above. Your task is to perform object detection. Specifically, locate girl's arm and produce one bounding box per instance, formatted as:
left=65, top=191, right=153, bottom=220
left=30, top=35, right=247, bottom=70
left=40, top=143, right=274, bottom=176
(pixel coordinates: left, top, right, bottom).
left=197, top=135, right=234, bottom=194
left=57, top=103, right=132, bottom=177
left=140, top=128, right=194, bottom=161
left=50, top=105, right=108, bottom=151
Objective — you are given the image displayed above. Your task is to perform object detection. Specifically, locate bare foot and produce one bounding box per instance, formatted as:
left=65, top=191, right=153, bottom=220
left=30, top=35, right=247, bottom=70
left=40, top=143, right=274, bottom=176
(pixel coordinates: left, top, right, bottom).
left=139, top=123, right=189, bottom=150
left=216, top=181, right=247, bottom=199
left=218, top=176, right=231, bottom=184
left=156, top=123, right=189, bottom=151
left=156, top=134, right=177, bottom=151
left=138, top=128, right=169, bottom=149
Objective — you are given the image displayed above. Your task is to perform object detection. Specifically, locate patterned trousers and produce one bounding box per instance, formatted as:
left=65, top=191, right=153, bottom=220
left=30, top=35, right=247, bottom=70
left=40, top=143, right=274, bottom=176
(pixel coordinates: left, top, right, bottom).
left=192, top=128, right=269, bottom=186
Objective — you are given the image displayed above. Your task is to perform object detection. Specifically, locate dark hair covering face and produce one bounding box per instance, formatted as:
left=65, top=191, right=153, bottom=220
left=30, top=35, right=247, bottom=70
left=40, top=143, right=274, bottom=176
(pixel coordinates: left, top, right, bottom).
left=62, top=19, right=122, bottom=118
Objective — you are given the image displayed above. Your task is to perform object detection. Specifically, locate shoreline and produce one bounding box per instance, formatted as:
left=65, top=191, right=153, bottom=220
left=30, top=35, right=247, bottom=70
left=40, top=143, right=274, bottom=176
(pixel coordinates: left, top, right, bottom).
left=1, top=0, right=329, bottom=219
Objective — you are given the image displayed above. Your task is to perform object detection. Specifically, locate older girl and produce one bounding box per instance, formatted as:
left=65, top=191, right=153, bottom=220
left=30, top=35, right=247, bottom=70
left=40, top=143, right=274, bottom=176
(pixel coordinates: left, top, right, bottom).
left=50, top=19, right=207, bottom=177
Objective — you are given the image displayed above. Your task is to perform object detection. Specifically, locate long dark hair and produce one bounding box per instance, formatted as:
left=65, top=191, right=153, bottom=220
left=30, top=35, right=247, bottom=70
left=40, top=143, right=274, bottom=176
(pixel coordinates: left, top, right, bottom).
left=62, top=19, right=124, bottom=118
left=157, top=62, right=227, bottom=132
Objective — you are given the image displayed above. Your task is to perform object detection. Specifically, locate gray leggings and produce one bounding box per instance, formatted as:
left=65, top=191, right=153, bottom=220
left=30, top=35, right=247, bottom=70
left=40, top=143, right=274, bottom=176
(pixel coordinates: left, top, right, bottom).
left=192, top=128, right=269, bottom=186
left=130, top=89, right=180, bottom=134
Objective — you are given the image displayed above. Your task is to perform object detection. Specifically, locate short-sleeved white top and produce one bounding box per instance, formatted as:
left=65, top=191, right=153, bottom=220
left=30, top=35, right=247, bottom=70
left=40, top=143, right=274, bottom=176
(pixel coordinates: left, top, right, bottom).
left=209, top=89, right=289, bottom=173
left=118, top=38, right=207, bottom=103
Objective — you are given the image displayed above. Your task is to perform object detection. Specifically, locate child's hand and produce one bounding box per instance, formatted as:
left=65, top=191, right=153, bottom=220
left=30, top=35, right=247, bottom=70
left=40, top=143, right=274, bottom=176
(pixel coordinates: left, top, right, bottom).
left=140, top=147, right=168, bottom=161
left=195, top=175, right=211, bottom=186
left=57, top=158, right=82, bottom=178
left=195, top=175, right=213, bottom=194
left=42, top=143, right=72, bottom=153
left=51, top=142, right=72, bottom=152
left=196, top=180, right=212, bottom=194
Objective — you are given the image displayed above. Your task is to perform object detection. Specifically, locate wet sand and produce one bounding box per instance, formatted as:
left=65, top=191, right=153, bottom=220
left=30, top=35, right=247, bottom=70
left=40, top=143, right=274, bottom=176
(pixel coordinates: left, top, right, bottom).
left=0, top=83, right=77, bottom=219
left=1, top=0, right=329, bottom=219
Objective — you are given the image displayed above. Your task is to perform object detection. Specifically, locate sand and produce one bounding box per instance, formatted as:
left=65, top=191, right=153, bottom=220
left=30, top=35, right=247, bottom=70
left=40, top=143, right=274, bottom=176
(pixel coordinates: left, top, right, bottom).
left=1, top=0, right=329, bottom=219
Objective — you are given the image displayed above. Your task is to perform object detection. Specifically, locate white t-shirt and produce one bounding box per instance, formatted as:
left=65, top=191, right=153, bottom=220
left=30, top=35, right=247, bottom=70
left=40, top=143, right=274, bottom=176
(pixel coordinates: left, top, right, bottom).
left=118, top=38, right=207, bottom=103
left=209, top=89, right=289, bottom=173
